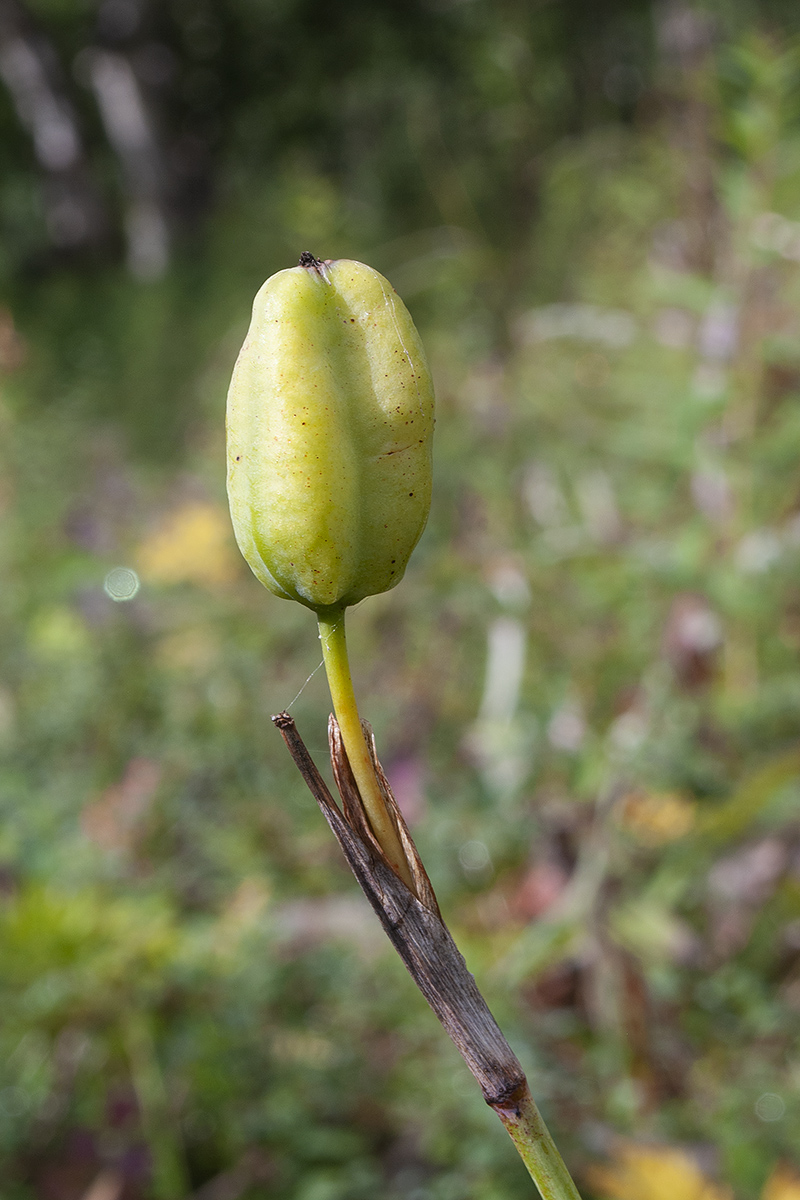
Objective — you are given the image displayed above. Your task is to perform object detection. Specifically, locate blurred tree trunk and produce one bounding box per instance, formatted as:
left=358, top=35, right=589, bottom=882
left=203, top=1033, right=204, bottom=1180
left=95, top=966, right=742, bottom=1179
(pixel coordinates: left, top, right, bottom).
left=86, top=47, right=170, bottom=280
left=88, top=0, right=171, bottom=280
left=655, top=0, right=720, bottom=275
left=0, top=0, right=108, bottom=254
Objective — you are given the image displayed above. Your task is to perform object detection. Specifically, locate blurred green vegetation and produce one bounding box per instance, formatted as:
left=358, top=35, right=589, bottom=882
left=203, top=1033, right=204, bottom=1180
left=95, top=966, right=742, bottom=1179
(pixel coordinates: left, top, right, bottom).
left=4, top=3, right=800, bottom=1199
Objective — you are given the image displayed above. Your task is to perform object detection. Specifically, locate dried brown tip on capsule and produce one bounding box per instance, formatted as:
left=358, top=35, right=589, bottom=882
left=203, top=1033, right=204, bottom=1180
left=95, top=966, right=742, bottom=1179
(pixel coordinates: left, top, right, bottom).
left=298, top=251, right=332, bottom=281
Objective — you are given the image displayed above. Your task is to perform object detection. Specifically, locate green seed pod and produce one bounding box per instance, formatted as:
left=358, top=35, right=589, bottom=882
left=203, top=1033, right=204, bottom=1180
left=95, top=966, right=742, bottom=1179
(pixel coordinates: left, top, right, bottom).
left=226, top=253, right=435, bottom=612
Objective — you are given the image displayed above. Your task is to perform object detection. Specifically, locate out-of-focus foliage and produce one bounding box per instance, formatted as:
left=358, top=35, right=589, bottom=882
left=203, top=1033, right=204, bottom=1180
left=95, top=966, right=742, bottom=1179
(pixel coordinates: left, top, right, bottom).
left=4, top=2, right=800, bottom=1199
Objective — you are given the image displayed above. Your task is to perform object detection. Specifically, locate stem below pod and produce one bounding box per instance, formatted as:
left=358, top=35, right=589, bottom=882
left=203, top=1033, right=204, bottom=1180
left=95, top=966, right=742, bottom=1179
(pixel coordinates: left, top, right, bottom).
left=492, top=1082, right=583, bottom=1200
left=317, top=608, right=415, bottom=891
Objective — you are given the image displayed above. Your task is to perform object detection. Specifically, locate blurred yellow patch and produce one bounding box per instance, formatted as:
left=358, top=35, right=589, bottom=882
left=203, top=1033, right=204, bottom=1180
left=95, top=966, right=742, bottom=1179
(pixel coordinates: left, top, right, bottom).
left=137, top=501, right=238, bottom=587
left=616, top=789, right=696, bottom=845
left=156, top=625, right=220, bottom=672
left=271, top=1029, right=336, bottom=1067
left=221, top=877, right=270, bottom=929
left=28, top=605, right=90, bottom=660
left=763, top=1164, right=800, bottom=1200
left=214, top=877, right=271, bottom=959
left=587, top=1144, right=732, bottom=1200
left=588, top=1145, right=800, bottom=1200
left=611, top=898, right=697, bottom=965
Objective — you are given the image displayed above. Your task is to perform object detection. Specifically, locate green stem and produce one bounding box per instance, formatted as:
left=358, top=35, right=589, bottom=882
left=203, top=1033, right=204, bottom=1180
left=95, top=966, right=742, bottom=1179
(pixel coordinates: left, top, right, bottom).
left=494, top=1083, right=583, bottom=1200
left=317, top=607, right=415, bottom=891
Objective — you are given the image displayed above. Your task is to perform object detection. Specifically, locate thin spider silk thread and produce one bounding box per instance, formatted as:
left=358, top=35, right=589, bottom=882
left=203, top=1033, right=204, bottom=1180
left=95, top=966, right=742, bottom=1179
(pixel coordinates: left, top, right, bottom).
left=285, top=658, right=325, bottom=711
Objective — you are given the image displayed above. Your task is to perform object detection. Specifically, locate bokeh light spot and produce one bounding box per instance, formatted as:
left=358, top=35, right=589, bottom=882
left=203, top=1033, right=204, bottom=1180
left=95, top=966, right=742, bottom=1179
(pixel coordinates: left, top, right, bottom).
left=755, top=1092, right=785, bottom=1122
left=458, top=840, right=491, bottom=873
left=104, top=567, right=140, bottom=601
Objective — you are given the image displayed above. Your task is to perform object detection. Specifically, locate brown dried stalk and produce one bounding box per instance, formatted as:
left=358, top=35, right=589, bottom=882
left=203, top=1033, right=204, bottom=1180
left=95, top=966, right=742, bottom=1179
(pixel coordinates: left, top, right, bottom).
left=272, top=711, right=582, bottom=1200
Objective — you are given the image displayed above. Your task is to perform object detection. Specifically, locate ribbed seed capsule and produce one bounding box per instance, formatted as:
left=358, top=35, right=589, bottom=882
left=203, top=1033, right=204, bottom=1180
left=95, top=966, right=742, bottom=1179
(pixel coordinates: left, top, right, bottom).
left=226, top=254, right=435, bottom=612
